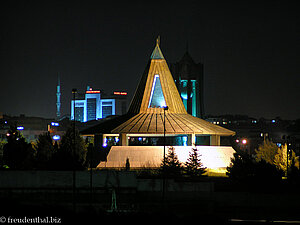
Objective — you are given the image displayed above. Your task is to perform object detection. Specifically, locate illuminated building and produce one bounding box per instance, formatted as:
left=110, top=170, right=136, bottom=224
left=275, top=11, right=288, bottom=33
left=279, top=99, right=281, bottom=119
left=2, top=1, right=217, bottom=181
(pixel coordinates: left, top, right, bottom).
left=82, top=38, right=236, bottom=173
left=71, top=87, right=127, bottom=122
left=111, top=38, right=234, bottom=145
left=170, top=51, right=204, bottom=118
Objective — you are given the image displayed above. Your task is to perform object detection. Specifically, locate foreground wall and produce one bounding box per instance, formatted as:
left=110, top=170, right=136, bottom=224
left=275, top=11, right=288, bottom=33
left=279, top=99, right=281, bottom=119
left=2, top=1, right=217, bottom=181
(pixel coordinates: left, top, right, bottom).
left=0, top=171, right=213, bottom=193
left=98, top=146, right=235, bottom=172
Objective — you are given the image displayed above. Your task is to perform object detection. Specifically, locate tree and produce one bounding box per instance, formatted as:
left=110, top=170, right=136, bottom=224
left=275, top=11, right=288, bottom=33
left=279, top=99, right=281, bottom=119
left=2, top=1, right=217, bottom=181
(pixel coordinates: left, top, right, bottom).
left=226, top=149, right=256, bottom=181
left=184, top=147, right=206, bottom=177
left=227, top=149, right=283, bottom=186
left=0, top=139, right=6, bottom=161
left=3, top=126, right=35, bottom=169
left=35, top=132, right=55, bottom=170
left=274, top=144, right=299, bottom=174
left=53, top=127, right=87, bottom=170
left=256, top=140, right=299, bottom=175
left=86, top=143, right=102, bottom=168
left=0, top=139, right=8, bottom=169
left=160, top=146, right=183, bottom=177
left=255, top=139, right=278, bottom=164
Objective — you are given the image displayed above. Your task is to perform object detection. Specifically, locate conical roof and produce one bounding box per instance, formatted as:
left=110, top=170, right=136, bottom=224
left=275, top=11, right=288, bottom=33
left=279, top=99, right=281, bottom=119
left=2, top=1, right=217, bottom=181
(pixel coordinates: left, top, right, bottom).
left=150, top=43, right=164, bottom=59
left=128, top=38, right=187, bottom=115
left=112, top=38, right=235, bottom=136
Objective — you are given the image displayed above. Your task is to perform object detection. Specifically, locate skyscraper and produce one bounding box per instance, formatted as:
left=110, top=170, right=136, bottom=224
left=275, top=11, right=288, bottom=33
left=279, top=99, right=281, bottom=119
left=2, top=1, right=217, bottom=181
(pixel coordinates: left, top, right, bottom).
left=71, top=87, right=128, bottom=122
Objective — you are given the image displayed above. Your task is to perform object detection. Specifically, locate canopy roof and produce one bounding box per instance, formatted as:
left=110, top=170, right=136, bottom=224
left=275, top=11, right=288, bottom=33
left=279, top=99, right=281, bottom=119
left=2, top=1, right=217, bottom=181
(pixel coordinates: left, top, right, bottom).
left=112, top=38, right=235, bottom=136
left=112, top=112, right=235, bottom=135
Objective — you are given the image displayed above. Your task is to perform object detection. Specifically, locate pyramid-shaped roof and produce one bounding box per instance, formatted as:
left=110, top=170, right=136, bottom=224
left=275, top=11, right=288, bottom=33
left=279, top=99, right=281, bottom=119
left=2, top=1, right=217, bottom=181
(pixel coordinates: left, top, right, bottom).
left=112, top=38, right=235, bottom=136
left=128, top=38, right=187, bottom=115
left=150, top=42, right=164, bottom=59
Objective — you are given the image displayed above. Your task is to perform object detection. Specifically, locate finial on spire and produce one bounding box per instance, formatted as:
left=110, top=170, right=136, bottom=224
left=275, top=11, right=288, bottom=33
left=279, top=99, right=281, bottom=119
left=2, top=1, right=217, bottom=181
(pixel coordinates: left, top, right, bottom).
left=151, top=36, right=164, bottom=59
left=156, top=35, right=160, bottom=46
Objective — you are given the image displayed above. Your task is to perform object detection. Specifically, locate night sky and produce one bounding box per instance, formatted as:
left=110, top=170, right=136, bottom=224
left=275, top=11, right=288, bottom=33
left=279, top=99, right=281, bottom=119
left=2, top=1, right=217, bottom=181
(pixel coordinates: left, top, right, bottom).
left=0, top=0, right=299, bottom=120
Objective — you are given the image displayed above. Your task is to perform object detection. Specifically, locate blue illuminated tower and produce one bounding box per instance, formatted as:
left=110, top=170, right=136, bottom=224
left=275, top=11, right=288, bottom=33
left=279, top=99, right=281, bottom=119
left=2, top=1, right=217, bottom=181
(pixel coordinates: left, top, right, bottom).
left=170, top=51, right=204, bottom=118
left=56, top=75, right=61, bottom=119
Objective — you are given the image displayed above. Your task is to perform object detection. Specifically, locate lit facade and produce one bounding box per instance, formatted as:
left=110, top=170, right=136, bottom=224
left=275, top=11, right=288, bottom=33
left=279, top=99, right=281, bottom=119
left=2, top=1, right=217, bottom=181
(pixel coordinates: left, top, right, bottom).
left=71, top=87, right=127, bottom=122
left=82, top=38, right=235, bottom=173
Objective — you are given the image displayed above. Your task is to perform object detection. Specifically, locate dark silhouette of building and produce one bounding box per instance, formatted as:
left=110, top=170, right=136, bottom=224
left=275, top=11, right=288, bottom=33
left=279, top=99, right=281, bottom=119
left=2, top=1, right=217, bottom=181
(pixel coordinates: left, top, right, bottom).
left=170, top=51, right=204, bottom=118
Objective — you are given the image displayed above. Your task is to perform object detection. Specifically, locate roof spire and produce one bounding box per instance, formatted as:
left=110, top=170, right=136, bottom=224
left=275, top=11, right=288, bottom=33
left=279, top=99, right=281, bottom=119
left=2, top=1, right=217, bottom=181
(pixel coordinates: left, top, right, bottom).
left=151, top=36, right=164, bottom=59
left=156, top=35, right=160, bottom=46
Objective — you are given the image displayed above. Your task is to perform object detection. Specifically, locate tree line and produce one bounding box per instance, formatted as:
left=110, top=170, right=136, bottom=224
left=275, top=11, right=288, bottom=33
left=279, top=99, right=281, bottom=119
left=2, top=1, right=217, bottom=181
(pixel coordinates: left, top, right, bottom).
left=227, top=139, right=300, bottom=186
left=0, top=126, right=98, bottom=170
left=0, top=126, right=208, bottom=177
left=1, top=124, right=299, bottom=184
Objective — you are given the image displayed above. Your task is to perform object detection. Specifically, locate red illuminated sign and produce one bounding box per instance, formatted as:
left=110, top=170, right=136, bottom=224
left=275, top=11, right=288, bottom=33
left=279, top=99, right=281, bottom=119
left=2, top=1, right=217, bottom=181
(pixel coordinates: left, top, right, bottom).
left=86, top=90, right=100, bottom=94
left=114, top=91, right=127, bottom=95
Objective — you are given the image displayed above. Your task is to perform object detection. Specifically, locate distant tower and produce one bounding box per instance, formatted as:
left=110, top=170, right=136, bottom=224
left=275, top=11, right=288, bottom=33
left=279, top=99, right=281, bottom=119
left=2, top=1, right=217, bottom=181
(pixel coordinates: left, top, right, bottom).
left=170, top=50, right=205, bottom=118
left=56, top=75, right=61, bottom=119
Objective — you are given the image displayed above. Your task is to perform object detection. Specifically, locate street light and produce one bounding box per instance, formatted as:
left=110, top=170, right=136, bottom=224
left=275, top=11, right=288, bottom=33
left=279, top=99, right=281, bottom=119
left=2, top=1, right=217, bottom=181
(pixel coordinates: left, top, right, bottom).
left=162, top=106, right=168, bottom=203
left=241, top=138, right=249, bottom=155
left=283, top=135, right=291, bottom=178
left=163, top=106, right=169, bottom=166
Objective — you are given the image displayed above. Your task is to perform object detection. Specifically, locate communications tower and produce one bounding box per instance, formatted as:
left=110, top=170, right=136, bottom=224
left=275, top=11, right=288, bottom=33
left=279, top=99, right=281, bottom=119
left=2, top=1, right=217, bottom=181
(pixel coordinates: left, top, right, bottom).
left=56, top=75, right=61, bottom=119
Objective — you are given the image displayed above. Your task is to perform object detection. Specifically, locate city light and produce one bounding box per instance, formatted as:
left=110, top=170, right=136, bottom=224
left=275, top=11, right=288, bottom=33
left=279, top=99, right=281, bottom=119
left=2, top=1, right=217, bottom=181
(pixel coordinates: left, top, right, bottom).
left=276, top=143, right=282, bottom=147
left=86, top=90, right=101, bottom=94
left=53, top=135, right=60, bottom=141
left=17, top=126, right=24, bottom=130
left=103, top=138, right=107, bottom=147
left=114, top=91, right=127, bottom=95
left=242, top=139, right=247, bottom=144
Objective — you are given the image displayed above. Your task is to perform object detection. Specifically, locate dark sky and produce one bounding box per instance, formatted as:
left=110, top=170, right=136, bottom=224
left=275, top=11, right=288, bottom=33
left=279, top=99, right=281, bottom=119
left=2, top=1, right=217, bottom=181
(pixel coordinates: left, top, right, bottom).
left=0, top=0, right=299, bottom=120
